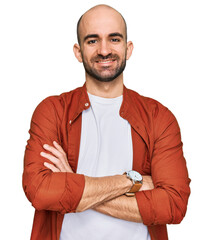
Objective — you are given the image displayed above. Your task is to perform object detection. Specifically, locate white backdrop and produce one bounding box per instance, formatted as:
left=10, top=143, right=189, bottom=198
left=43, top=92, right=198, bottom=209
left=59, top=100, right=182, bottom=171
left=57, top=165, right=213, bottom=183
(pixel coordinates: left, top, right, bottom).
left=0, top=0, right=212, bottom=239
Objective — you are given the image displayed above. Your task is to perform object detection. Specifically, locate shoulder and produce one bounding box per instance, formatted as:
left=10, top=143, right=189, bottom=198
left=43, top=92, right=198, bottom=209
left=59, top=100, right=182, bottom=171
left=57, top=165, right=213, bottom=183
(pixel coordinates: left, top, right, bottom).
left=127, top=88, right=179, bottom=131
left=40, top=86, right=82, bottom=107
left=126, top=88, right=170, bottom=117
left=32, top=86, right=83, bottom=120
left=127, top=88, right=181, bottom=141
left=36, top=86, right=82, bottom=109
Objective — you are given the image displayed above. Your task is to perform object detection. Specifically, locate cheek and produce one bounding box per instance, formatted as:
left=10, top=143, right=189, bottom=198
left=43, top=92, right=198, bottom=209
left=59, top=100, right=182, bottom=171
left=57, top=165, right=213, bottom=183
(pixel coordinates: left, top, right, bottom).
left=114, top=46, right=127, bottom=58
left=82, top=45, right=96, bottom=56
left=82, top=51, right=95, bottom=63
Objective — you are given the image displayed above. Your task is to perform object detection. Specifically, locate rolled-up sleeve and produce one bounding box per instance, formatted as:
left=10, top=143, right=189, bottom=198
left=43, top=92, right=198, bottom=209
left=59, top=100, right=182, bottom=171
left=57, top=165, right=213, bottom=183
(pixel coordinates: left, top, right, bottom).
left=135, top=108, right=191, bottom=225
left=22, top=98, right=85, bottom=214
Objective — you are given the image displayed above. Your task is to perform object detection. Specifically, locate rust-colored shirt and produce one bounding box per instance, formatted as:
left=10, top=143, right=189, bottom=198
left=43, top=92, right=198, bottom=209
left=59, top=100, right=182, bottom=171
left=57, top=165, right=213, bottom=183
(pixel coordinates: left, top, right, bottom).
left=23, top=83, right=190, bottom=240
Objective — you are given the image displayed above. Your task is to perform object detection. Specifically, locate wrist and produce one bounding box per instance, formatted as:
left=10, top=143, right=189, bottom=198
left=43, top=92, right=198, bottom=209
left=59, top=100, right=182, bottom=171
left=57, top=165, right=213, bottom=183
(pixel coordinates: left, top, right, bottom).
left=123, top=170, right=143, bottom=196
left=122, top=174, right=133, bottom=192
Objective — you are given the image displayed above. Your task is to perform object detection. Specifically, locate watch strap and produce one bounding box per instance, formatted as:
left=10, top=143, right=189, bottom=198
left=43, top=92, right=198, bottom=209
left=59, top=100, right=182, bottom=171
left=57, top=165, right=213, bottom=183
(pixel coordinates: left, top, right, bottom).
left=125, top=192, right=135, bottom=197
left=128, top=181, right=142, bottom=193
left=124, top=172, right=143, bottom=197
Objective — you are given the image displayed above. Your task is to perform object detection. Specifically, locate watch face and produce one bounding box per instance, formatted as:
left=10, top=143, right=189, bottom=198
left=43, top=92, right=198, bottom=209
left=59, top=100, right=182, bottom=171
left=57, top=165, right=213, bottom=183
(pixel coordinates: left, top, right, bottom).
left=127, top=170, right=143, bottom=181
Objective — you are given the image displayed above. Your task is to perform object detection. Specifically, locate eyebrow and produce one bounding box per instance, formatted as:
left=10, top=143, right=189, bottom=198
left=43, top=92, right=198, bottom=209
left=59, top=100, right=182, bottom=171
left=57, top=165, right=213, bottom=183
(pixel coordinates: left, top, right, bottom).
left=83, top=34, right=99, bottom=42
left=83, top=32, right=124, bottom=42
left=109, top=32, right=124, bottom=39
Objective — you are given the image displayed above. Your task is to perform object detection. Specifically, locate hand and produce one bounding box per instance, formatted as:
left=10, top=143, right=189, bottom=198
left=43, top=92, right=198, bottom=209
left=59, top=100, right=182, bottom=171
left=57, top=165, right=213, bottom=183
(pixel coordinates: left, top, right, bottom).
left=140, top=175, right=154, bottom=191
left=40, top=141, right=73, bottom=173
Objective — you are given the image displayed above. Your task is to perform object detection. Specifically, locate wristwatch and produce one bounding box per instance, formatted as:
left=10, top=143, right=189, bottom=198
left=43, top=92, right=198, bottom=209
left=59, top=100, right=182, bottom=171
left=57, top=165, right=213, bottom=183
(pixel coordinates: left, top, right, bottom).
left=124, top=170, right=143, bottom=196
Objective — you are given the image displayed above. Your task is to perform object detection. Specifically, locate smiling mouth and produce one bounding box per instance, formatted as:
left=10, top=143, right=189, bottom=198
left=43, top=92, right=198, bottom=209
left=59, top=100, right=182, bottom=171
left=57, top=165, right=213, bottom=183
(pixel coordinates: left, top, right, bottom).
left=96, top=59, right=115, bottom=64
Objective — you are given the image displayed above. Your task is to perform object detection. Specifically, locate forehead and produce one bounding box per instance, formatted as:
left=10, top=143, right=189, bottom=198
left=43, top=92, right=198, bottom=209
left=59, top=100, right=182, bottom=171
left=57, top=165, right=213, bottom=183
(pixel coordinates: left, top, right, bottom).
left=80, top=8, right=126, bottom=38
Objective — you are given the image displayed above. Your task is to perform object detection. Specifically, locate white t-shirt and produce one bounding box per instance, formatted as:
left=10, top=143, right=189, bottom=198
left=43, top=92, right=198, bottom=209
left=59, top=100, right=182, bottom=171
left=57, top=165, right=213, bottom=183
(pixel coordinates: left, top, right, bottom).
left=60, top=92, right=150, bottom=240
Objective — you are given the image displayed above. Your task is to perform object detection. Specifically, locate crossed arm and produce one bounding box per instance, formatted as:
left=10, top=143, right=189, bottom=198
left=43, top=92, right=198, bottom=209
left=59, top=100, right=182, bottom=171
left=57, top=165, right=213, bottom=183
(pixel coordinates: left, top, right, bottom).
left=40, top=141, right=154, bottom=223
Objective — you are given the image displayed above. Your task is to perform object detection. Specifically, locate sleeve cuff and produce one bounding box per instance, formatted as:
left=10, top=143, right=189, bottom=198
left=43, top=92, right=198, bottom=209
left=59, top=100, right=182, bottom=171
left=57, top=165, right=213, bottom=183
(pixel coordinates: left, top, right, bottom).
left=135, top=190, right=155, bottom=226
left=59, top=173, right=85, bottom=214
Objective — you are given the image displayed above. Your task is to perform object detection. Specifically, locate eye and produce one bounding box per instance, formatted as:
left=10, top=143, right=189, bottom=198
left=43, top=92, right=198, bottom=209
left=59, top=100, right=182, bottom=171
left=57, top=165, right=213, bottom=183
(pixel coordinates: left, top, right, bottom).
left=87, top=39, right=97, bottom=44
left=111, top=38, right=120, bottom=42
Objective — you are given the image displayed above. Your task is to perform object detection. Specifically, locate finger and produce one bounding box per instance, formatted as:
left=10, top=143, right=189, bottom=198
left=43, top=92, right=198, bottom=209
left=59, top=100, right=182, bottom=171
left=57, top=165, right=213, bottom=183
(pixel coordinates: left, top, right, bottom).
left=42, top=143, right=73, bottom=173
left=43, top=144, right=65, bottom=160
left=40, top=152, right=66, bottom=172
left=143, top=175, right=153, bottom=183
left=53, top=141, right=66, bottom=154
left=53, top=141, right=73, bottom=172
left=44, top=162, right=60, bottom=172
left=41, top=151, right=58, bottom=164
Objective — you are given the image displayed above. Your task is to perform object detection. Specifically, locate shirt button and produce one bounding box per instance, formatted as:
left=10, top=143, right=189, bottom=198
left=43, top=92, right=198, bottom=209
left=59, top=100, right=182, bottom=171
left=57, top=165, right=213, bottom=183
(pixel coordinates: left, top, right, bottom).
left=85, top=103, right=89, bottom=107
left=69, top=120, right=72, bottom=125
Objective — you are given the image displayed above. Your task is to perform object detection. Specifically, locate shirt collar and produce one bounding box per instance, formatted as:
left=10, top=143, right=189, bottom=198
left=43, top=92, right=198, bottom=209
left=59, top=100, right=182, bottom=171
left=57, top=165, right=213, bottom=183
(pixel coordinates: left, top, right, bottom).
left=75, top=82, right=150, bottom=150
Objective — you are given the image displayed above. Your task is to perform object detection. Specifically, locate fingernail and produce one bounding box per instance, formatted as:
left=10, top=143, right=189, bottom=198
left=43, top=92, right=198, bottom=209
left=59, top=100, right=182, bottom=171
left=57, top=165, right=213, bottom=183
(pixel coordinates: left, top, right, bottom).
left=43, top=144, right=48, bottom=149
left=40, top=152, right=45, bottom=156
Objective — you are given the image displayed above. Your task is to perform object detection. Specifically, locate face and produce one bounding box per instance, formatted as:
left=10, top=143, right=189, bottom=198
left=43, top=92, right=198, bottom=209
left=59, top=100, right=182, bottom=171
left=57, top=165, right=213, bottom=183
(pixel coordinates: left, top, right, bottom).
left=74, top=7, right=133, bottom=82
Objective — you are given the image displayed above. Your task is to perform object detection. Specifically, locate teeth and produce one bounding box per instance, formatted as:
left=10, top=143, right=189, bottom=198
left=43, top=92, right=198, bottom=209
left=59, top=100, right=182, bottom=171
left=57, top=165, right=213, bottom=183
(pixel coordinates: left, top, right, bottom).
left=98, top=60, right=113, bottom=63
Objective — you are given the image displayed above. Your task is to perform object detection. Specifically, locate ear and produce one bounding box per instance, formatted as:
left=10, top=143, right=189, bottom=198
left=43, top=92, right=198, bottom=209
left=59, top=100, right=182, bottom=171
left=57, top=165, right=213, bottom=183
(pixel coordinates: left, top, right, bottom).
left=73, top=43, right=83, bottom=63
left=126, top=41, right=134, bottom=60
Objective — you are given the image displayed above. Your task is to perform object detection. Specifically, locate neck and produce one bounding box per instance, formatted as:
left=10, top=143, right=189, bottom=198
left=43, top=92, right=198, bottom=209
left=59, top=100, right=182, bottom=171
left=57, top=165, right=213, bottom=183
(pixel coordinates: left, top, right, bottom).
left=85, top=73, right=124, bottom=98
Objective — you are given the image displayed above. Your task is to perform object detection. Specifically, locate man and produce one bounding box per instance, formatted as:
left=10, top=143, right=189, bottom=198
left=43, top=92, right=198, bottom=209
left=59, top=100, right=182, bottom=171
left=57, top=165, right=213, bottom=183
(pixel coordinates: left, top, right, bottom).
left=23, top=4, right=190, bottom=240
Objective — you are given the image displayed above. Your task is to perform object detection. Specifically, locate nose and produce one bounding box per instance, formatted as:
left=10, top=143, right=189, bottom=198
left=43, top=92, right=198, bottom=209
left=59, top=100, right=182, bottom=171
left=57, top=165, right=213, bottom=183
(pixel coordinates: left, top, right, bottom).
left=97, top=40, right=112, bottom=56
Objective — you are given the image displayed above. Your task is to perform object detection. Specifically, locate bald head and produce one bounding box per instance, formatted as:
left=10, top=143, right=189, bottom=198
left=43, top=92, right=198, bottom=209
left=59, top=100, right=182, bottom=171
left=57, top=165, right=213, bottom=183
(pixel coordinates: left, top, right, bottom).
left=77, top=5, right=127, bottom=45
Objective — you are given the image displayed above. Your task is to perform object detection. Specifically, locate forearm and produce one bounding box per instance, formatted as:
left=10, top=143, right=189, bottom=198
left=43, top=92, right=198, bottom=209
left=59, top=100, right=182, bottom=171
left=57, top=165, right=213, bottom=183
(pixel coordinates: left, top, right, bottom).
left=76, top=175, right=132, bottom=212
left=93, top=195, right=142, bottom=223
left=91, top=176, right=154, bottom=222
